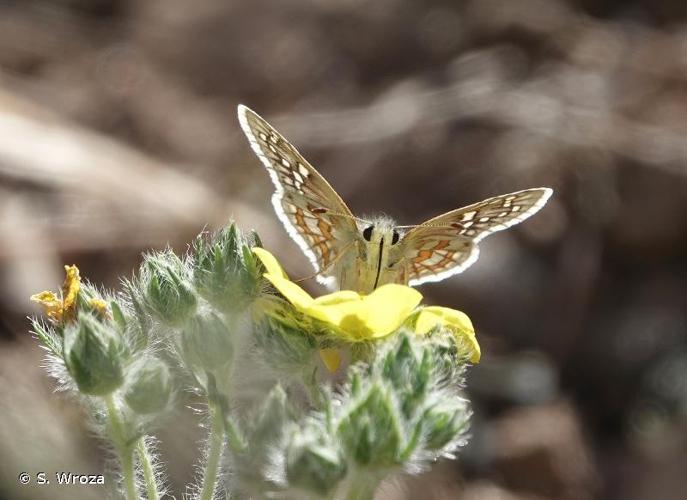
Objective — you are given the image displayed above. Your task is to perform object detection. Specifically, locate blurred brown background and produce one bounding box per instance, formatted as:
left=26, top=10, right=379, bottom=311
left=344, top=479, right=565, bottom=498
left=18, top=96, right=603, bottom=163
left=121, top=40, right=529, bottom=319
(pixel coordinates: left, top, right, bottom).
left=1, top=1, right=686, bottom=499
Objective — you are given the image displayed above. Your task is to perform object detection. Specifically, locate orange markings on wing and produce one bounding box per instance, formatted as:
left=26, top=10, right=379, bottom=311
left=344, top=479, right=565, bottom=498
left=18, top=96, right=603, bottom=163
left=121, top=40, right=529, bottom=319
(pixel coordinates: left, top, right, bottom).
left=412, top=240, right=450, bottom=264
left=317, top=242, right=331, bottom=265
left=410, top=238, right=458, bottom=275
left=413, top=249, right=432, bottom=264
left=294, top=208, right=308, bottom=232
left=318, top=219, right=333, bottom=240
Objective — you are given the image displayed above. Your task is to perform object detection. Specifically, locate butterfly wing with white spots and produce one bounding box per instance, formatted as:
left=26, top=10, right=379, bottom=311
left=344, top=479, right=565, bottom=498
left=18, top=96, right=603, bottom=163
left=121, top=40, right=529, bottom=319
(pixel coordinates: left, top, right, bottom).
left=400, top=188, right=552, bottom=286
left=238, top=105, right=359, bottom=285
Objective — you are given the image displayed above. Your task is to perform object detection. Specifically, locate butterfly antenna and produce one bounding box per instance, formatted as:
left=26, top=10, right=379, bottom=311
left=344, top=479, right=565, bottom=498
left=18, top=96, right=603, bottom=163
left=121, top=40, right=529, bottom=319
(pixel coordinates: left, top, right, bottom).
left=294, top=240, right=355, bottom=284
left=396, top=222, right=461, bottom=229
left=310, top=207, right=368, bottom=225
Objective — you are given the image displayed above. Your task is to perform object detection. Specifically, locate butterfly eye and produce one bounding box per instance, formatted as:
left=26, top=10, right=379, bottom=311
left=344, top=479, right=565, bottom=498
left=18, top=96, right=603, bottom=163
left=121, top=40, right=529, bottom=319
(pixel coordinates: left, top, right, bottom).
left=391, top=230, right=400, bottom=245
left=362, top=226, right=374, bottom=241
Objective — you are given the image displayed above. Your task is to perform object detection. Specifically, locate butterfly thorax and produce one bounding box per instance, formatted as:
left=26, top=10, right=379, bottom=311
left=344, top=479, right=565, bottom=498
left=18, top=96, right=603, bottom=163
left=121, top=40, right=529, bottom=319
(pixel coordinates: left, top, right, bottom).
left=336, top=216, right=406, bottom=294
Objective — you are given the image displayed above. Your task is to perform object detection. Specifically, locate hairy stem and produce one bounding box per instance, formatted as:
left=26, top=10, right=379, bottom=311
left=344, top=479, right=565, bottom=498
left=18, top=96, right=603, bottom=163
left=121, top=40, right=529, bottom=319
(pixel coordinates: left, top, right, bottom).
left=199, top=403, right=225, bottom=500
left=137, top=438, right=160, bottom=500
left=224, top=415, right=246, bottom=454
left=105, top=394, right=137, bottom=500
left=341, top=471, right=381, bottom=500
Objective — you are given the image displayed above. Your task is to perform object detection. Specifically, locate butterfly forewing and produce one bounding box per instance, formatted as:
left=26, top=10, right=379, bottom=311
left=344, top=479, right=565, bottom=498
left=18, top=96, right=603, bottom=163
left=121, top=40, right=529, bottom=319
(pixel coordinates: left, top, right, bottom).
left=238, top=106, right=359, bottom=283
left=402, top=188, right=552, bottom=286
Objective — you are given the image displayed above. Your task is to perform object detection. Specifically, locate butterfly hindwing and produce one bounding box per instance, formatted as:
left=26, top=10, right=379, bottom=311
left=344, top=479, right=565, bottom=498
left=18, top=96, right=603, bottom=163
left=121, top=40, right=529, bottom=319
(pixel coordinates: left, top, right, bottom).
left=238, top=105, right=359, bottom=282
left=402, top=188, right=552, bottom=286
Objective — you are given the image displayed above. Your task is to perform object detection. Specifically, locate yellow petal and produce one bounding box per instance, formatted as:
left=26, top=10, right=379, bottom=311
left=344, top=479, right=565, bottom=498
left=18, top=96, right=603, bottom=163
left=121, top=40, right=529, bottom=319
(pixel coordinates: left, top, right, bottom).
left=30, top=291, right=63, bottom=321
left=319, top=348, right=341, bottom=373
left=308, top=286, right=422, bottom=341
left=262, top=273, right=314, bottom=310
left=416, top=306, right=480, bottom=363
left=311, top=292, right=372, bottom=339
left=89, top=298, right=110, bottom=319
left=312, top=291, right=361, bottom=306
left=362, top=284, right=423, bottom=338
left=252, top=247, right=288, bottom=279
left=416, top=306, right=474, bottom=334
left=309, top=291, right=362, bottom=325
left=30, top=290, right=59, bottom=304
left=61, top=265, right=81, bottom=321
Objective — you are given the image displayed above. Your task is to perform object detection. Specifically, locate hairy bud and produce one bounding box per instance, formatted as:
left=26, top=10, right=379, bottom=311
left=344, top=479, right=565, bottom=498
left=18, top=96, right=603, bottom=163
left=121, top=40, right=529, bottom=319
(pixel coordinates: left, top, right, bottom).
left=63, top=314, right=124, bottom=396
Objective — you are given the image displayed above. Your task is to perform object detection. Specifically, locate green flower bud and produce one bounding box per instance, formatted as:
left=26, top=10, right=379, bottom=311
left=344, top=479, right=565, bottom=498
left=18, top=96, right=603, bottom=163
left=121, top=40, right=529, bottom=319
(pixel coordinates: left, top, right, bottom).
left=232, top=386, right=292, bottom=495
left=253, top=299, right=317, bottom=372
left=63, top=314, right=124, bottom=396
left=143, top=254, right=197, bottom=327
left=124, top=357, right=172, bottom=415
left=337, top=385, right=402, bottom=466
left=193, top=223, right=262, bottom=313
left=421, top=405, right=469, bottom=451
left=110, top=301, right=127, bottom=332
left=287, top=433, right=347, bottom=495
left=381, top=335, right=430, bottom=418
left=181, top=312, right=234, bottom=371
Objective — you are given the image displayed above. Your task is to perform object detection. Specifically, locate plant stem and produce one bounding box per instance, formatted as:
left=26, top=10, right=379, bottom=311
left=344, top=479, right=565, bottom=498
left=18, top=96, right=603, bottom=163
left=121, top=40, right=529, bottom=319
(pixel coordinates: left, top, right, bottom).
left=224, top=415, right=246, bottom=453
left=341, top=471, right=381, bottom=500
left=105, top=394, right=138, bottom=500
left=199, top=403, right=225, bottom=500
left=137, top=438, right=160, bottom=500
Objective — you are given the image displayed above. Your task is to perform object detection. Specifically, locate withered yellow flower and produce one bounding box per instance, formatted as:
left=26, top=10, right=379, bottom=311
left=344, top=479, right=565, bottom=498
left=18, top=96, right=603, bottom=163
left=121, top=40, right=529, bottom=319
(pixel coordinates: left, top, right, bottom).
left=31, top=265, right=81, bottom=323
left=89, top=298, right=110, bottom=319
left=30, top=291, right=63, bottom=322
left=61, top=265, right=80, bottom=322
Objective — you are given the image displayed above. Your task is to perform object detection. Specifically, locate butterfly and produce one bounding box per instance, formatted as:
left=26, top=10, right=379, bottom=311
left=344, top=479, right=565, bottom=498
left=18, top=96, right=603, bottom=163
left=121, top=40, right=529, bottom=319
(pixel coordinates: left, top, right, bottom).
left=238, top=105, right=552, bottom=294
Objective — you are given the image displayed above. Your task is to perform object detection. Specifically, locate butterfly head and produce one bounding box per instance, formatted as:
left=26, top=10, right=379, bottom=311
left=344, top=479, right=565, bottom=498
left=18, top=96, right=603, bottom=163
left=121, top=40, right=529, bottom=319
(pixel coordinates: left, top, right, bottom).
left=349, top=215, right=405, bottom=292
left=359, top=216, right=401, bottom=249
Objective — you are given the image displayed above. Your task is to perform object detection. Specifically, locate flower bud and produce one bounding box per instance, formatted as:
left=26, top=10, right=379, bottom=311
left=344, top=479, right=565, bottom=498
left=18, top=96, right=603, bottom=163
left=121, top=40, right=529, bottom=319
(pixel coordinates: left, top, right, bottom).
left=143, top=255, right=197, bottom=327
left=193, top=224, right=262, bottom=313
left=253, top=299, right=317, bottom=372
left=245, top=385, right=290, bottom=452
left=286, top=433, right=347, bottom=495
left=63, top=314, right=124, bottom=396
left=421, top=405, right=469, bottom=451
left=337, top=385, right=401, bottom=466
left=124, top=357, right=173, bottom=415
left=181, top=312, right=234, bottom=371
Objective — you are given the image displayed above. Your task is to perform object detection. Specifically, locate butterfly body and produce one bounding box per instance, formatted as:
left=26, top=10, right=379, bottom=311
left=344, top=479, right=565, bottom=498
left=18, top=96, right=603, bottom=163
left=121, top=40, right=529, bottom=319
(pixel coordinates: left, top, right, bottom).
left=238, top=105, right=552, bottom=293
left=336, top=215, right=406, bottom=294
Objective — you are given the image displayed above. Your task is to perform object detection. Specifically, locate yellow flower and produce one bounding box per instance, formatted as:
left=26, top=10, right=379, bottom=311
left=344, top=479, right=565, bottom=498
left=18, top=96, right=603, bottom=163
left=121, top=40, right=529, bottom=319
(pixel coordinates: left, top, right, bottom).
left=252, top=247, right=480, bottom=369
left=253, top=248, right=423, bottom=372
left=253, top=248, right=422, bottom=341
left=31, top=265, right=81, bottom=323
left=415, top=306, right=480, bottom=363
